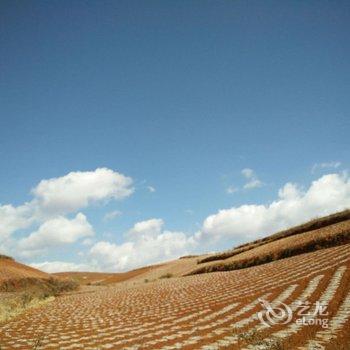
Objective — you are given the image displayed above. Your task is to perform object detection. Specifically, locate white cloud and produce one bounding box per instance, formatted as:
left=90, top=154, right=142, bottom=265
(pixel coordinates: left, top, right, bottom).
left=0, top=168, right=133, bottom=258
left=226, top=185, right=238, bottom=194
left=147, top=186, right=156, bottom=193
left=30, top=261, right=92, bottom=273
left=244, top=179, right=263, bottom=189
left=0, top=203, right=33, bottom=241
left=242, top=168, right=254, bottom=179
left=90, top=218, right=197, bottom=271
left=241, top=168, right=263, bottom=189
left=19, top=213, right=94, bottom=253
left=312, top=161, right=341, bottom=173
left=103, top=210, right=122, bottom=222
left=201, top=173, right=350, bottom=244
left=32, top=168, right=133, bottom=215
left=126, top=218, right=163, bottom=239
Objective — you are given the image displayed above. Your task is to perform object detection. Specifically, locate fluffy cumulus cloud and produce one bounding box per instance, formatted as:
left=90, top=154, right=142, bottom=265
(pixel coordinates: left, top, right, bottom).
left=0, top=204, right=33, bottom=241
left=126, top=218, right=163, bottom=239
left=201, top=173, right=350, bottom=244
left=0, top=168, right=133, bottom=258
left=32, top=168, right=133, bottom=215
left=90, top=219, right=197, bottom=271
left=19, top=213, right=94, bottom=255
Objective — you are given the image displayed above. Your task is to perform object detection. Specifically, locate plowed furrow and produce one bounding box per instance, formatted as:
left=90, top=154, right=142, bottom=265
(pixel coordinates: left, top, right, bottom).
left=0, top=244, right=349, bottom=349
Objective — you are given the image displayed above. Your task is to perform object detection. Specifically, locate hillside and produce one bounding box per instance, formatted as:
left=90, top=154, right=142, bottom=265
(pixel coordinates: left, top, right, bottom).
left=52, top=211, right=350, bottom=284
left=198, top=210, right=350, bottom=264
left=0, top=256, right=53, bottom=292
left=1, top=243, right=350, bottom=349
left=0, top=256, right=79, bottom=324
left=54, top=259, right=202, bottom=287
left=188, top=210, right=350, bottom=275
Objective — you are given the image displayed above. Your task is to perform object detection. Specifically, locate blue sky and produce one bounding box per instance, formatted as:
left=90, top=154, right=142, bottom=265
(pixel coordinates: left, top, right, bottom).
left=0, top=1, right=349, bottom=272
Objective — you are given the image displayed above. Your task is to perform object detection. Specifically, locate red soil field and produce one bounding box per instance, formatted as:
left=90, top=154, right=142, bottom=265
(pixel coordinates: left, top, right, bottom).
left=1, top=244, right=350, bottom=349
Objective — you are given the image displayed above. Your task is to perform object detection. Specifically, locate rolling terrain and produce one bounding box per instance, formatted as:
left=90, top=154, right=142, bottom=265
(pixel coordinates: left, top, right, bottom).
left=0, top=255, right=52, bottom=292
left=53, top=264, right=166, bottom=287
left=1, top=211, right=350, bottom=349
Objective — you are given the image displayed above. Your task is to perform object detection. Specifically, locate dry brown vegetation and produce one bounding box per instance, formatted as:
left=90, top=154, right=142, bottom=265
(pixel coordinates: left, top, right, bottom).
left=236, top=329, right=284, bottom=349
left=198, top=209, right=350, bottom=264
left=0, top=255, right=13, bottom=260
left=0, top=276, right=78, bottom=293
left=0, top=277, right=78, bottom=324
left=0, top=292, right=54, bottom=324
left=0, top=256, right=78, bottom=324
left=179, top=254, right=199, bottom=259
left=198, top=242, right=262, bottom=264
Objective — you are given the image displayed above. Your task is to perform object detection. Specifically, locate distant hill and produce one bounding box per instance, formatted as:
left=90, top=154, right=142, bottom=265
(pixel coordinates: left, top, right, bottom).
left=52, top=210, right=350, bottom=284
left=53, top=262, right=190, bottom=287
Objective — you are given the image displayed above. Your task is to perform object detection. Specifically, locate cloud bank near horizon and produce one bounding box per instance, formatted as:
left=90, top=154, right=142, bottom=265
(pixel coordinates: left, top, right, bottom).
left=200, top=173, right=350, bottom=243
left=1, top=168, right=350, bottom=273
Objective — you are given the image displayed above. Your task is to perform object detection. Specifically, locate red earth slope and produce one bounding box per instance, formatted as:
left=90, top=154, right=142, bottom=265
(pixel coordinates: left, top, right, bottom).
left=0, top=244, right=349, bottom=349
left=0, top=257, right=51, bottom=292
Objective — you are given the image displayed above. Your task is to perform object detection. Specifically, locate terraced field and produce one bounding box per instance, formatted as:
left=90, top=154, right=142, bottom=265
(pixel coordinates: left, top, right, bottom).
left=189, top=219, right=350, bottom=275
left=1, top=244, right=350, bottom=349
